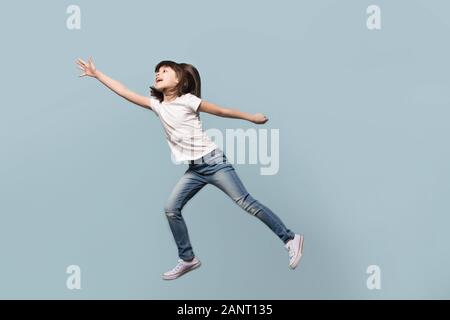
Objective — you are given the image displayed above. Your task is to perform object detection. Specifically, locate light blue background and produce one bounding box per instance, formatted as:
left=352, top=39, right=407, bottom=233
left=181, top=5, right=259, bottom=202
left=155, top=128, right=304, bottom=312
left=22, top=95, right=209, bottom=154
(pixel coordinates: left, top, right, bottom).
left=1, top=0, right=449, bottom=299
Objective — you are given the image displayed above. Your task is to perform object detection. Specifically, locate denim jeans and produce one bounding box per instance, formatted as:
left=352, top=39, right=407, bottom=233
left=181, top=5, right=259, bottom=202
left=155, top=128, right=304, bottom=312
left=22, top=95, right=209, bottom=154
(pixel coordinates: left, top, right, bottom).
left=164, top=148, right=295, bottom=261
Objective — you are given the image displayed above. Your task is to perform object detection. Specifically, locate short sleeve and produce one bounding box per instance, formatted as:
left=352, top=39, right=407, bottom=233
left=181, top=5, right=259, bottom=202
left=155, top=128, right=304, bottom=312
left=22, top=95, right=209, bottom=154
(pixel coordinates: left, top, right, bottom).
left=148, top=96, right=160, bottom=116
left=184, top=93, right=202, bottom=112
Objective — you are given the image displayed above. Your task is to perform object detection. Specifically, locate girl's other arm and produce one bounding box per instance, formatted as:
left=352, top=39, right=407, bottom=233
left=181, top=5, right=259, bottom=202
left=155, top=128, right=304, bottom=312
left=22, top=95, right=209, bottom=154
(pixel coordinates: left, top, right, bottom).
left=76, top=58, right=151, bottom=110
left=198, top=100, right=268, bottom=124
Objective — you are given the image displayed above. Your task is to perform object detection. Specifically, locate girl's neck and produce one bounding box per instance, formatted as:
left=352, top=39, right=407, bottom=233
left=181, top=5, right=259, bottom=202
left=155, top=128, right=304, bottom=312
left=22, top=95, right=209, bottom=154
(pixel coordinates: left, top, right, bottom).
left=162, top=91, right=178, bottom=104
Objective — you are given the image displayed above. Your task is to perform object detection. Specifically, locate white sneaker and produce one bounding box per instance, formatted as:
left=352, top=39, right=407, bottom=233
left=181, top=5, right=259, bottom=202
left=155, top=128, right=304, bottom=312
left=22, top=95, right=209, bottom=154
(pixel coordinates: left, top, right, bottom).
left=162, top=257, right=201, bottom=280
left=285, top=234, right=304, bottom=269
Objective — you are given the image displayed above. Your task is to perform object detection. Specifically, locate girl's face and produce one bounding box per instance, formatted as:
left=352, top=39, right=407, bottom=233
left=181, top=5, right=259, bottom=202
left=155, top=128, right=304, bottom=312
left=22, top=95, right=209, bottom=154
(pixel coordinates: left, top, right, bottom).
left=154, top=66, right=179, bottom=91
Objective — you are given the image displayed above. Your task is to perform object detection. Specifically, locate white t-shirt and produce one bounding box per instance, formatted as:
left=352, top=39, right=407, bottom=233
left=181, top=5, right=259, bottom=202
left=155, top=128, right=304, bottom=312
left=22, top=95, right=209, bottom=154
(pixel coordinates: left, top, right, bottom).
left=148, top=93, right=218, bottom=162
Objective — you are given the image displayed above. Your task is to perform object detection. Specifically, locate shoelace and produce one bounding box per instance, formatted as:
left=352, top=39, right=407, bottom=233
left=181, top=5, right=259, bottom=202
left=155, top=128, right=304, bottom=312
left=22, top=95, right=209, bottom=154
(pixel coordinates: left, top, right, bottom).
left=286, top=243, right=295, bottom=259
left=171, top=259, right=185, bottom=273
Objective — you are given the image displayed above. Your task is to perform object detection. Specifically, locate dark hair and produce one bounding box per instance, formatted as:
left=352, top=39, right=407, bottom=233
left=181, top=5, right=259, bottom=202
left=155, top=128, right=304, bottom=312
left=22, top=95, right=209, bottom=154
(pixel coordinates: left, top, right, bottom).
left=149, top=60, right=202, bottom=103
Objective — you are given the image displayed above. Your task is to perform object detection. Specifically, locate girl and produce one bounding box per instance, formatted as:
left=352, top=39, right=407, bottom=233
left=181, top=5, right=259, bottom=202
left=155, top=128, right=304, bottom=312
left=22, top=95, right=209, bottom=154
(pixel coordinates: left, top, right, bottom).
left=76, top=58, right=304, bottom=280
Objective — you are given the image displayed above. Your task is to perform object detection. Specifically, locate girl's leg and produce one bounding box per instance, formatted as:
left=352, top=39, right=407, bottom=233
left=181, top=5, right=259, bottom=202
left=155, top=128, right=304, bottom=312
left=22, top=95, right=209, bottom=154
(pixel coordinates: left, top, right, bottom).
left=164, top=169, right=207, bottom=261
left=208, top=164, right=295, bottom=244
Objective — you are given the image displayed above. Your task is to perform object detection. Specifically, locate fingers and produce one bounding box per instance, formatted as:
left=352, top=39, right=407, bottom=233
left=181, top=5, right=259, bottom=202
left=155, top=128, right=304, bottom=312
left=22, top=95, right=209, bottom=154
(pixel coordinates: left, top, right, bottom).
left=76, top=61, right=86, bottom=77
left=258, top=115, right=268, bottom=124
left=258, top=114, right=268, bottom=123
left=76, top=58, right=95, bottom=78
left=76, top=57, right=95, bottom=73
left=88, top=57, right=95, bottom=69
left=76, top=60, right=86, bottom=69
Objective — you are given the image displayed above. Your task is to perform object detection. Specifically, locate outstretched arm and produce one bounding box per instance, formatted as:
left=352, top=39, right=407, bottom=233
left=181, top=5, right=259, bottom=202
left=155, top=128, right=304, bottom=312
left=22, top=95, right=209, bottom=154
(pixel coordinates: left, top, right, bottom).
left=198, top=100, right=268, bottom=124
left=76, top=58, right=151, bottom=110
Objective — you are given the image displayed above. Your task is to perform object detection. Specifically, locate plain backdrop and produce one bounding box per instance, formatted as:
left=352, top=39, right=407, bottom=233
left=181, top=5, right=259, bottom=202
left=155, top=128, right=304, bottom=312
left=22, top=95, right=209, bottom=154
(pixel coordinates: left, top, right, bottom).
left=0, top=0, right=449, bottom=298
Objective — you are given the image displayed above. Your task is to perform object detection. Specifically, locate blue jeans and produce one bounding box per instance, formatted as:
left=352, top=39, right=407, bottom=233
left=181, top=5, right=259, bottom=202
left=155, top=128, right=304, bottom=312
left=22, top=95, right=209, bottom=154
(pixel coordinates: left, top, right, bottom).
left=164, top=148, right=295, bottom=261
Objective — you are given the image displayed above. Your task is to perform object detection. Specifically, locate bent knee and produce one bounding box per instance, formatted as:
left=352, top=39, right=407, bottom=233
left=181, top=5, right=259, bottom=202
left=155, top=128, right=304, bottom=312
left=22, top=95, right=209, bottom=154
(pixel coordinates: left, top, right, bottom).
left=164, top=203, right=181, bottom=217
left=165, top=211, right=178, bottom=219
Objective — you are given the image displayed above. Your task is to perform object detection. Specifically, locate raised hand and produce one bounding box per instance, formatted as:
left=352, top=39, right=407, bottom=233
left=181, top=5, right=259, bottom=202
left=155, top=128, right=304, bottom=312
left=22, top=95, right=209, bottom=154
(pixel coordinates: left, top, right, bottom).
left=76, top=57, right=97, bottom=78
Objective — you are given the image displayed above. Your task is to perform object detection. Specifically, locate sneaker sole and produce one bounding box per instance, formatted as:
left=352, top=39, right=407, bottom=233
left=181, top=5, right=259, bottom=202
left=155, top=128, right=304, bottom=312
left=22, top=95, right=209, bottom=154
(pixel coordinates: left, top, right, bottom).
left=290, top=234, right=304, bottom=269
left=162, top=261, right=202, bottom=280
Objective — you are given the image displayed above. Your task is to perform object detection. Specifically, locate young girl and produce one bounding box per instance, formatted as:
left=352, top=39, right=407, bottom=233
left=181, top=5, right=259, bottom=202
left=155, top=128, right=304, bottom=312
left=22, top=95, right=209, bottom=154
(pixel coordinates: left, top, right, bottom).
left=76, top=58, right=304, bottom=280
